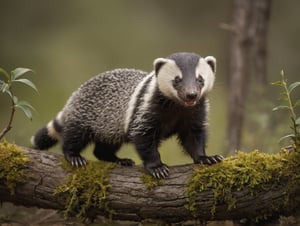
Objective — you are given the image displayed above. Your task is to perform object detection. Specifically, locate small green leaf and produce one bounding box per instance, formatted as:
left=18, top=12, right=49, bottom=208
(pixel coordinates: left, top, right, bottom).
left=288, top=81, right=300, bottom=94
left=11, top=68, right=34, bottom=80
left=15, top=100, right=35, bottom=111
left=1, top=83, right=8, bottom=92
left=15, top=101, right=35, bottom=120
left=296, top=117, right=300, bottom=126
left=0, top=68, right=10, bottom=80
left=0, top=80, right=5, bottom=91
left=5, top=89, right=12, bottom=98
left=271, top=81, right=283, bottom=86
left=13, top=96, right=18, bottom=105
left=1, top=83, right=12, bottom=98
left=18, top=106, right=33, bottom=120
left=13, top=78, right=38, bottom=92
left=279, top=134, right=295, bottom=143
left=272, top=105, right=289, bottom=111
left=293, top=100, right=300, bottom=108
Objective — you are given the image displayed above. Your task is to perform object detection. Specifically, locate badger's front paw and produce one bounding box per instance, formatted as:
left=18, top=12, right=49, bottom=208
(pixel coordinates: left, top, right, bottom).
left=64, top=152, right=87, bottom=167
left=194, top=155, right=224, bottom=165
left=145, top=163, right=169, bottom=179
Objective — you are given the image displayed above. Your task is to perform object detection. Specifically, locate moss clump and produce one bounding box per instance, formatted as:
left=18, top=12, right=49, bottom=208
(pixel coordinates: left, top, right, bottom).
left=0, top=140, right=30, bottom=194
left=141, top=173, right=164, bottom=190
left=185, top=150, right=300, bottom=221
left=54, top=159, right=116, bottom=221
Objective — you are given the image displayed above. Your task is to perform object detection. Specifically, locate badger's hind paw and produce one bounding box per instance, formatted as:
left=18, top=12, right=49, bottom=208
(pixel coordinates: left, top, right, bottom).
left=195, top=155, right=224, bottom=165
left=146, top=164, right=169, bottom=179
left=64, top=153, right=87, bottom=167
left=116, top=158, right=135, bottom=166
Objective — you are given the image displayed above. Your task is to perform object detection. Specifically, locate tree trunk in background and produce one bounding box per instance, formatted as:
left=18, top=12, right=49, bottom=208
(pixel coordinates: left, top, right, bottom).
left=226, top=0, right=271, bottom=153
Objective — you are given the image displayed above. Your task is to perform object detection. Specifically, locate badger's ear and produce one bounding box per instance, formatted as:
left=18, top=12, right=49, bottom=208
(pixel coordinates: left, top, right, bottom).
left=205, top=56, right=216, bottom=74
left=153, top=58, right=169, bottom=75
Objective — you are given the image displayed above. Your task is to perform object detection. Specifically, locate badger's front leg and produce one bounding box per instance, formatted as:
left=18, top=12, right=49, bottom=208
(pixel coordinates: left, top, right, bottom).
left=178, top=128, right=223, bottom=165
left=133, top=133, right=169, bottom=179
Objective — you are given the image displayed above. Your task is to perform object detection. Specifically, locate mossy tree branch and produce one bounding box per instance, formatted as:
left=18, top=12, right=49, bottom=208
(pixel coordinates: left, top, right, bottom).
left=0, top=146, right=299, bottom=223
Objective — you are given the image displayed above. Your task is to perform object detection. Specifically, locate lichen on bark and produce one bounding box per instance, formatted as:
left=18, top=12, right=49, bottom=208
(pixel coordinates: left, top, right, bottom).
left=0, top=140, right=30, bottom=194
left=141, top=172, right=164, bottom=190
left=185, top=150, right=300, bottom=222
left=54, top=159, right=116, bottom=221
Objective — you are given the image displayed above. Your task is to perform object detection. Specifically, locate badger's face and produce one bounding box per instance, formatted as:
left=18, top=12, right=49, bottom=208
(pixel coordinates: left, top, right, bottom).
left=154, top=52, right=216, bottom=107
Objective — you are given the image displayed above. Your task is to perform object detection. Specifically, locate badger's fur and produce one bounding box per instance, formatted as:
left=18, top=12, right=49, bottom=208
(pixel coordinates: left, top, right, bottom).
left=31, top=52, right=223, bottom=178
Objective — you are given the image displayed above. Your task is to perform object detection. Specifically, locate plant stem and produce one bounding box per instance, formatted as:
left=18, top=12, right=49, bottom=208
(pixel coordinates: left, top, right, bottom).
left=281, top=73, right=297, bottom=120
left=0, top=87, right=15, bottom=140
left=281, top=72, right=300, bottom=149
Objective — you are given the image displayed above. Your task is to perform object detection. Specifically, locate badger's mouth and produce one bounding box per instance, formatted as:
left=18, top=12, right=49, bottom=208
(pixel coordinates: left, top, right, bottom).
left=176, top=90, right=200, bottom=108
left=184, top=100, right=197, bottom=107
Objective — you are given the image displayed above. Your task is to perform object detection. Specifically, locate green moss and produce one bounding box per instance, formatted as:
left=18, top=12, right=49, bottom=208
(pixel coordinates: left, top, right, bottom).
left=185, top=150, right=300, bottom=221
left=0, top=140, right=30, bottom=194
left=54, top=159, right=116, bottom=221
left=141, top=173, right=164, bottom=190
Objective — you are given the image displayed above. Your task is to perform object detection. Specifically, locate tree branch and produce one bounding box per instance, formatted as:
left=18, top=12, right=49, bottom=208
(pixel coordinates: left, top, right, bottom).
left=0, top=147, right=299, bottom=223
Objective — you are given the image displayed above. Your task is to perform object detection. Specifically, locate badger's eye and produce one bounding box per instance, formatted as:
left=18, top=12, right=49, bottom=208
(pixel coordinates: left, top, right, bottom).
left=197, top=75, right=205, bottom=86
left=173, top=76, right=182, bottom=85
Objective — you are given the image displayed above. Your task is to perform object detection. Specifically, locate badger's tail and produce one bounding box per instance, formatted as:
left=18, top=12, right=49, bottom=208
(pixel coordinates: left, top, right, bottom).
left=31, top=112, right=63, bottom=150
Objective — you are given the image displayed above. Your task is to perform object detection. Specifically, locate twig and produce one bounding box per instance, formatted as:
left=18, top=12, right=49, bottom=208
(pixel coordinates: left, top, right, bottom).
left=0, top=87, right=15, bottom=140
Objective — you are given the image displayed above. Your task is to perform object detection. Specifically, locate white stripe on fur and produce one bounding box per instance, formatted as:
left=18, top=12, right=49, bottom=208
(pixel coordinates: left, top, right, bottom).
left=124, top=72, right=154, bottom=133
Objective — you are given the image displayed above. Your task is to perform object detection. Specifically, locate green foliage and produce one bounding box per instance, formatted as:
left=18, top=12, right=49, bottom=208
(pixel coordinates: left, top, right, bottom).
left=0, top=67, right=37, bottom=140
left=141, top=173, right=164, bottom=190
left=54, top=160, right=116, bottom=221
left=0, top=140, right=30, bottom=194
left=185, top=150, right=300, bottom=221
left=272, top=71, right=300, bottom=151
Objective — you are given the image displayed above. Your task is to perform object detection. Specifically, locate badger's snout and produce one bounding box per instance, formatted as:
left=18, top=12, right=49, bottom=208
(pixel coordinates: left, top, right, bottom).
left=176, top=86, right=201, bottom=107
left=186, top=92, right=197, bottom=101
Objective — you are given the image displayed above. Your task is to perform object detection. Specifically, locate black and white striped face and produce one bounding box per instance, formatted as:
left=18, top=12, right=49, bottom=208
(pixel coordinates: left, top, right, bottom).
left=154, top=52, right=216, bottom=107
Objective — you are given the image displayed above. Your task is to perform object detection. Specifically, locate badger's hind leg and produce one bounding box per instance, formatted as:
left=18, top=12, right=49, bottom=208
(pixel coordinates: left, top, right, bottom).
left=62, top=125, right=91, bottom=167
left=93, top=142, right=135, bottom=166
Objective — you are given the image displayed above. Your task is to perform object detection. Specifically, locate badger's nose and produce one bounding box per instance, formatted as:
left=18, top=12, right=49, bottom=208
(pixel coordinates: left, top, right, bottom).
left=186, top=92, right=197, bottom=100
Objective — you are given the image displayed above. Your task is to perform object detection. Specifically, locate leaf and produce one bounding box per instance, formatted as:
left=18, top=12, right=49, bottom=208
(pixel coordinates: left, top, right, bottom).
left=288, top=81, right=300, bottom=94
left=293, top=100, right=300, bottom=108
left=15, top=101, right=35, bottom=121
left=17, top=105, right=33, bottom=120
left=12, top=78, right=38, bottom=92
left=0, top=83, right=12, bottom=98
left=15, top=100, right=35, bottom=110
left=279, top=134, right=295, bottom=143
left=296, top=117, right=300, bottom=126
left=13, top=96, right=18, bottom=104
left=0, top=80, right=5, bottom=91
left=272, top=105, right=289, bottom=111
left=11, top=68, right=34, bottom=80
left=271, top=81, right=283, bottom=86
left=1, top=83, right=8, bottom=92
left=0, top=68, right=10, bottom=80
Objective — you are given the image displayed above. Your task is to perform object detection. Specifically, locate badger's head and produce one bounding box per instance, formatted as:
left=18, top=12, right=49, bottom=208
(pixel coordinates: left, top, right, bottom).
left=154, top=52, right=216, bottom=107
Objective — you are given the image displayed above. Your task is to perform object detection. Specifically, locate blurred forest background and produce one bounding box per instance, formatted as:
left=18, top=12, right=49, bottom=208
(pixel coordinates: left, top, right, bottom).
left=1, top=0, right=300, bottom=165
left=0, top=0, right=300, bottom=225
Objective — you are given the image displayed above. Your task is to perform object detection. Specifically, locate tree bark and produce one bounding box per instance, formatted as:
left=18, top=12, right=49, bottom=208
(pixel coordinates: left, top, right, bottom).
left=226, top=0, right=271, bottom=153
left=0, top=147, right=298, bottom=223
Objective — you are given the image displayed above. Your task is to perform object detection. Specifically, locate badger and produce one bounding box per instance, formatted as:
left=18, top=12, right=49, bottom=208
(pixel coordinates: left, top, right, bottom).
left=31, top=52, right=223, bottom=178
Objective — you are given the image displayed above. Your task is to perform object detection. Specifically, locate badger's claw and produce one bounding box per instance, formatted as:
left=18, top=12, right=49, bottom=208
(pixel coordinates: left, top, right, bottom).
left=64, top=153, right=87, bottom=167
left=195, top=155, right=224, bottom=165
left=146, top=164, right=169, bottom=179
left=116, top=158, right=135, bottom=166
